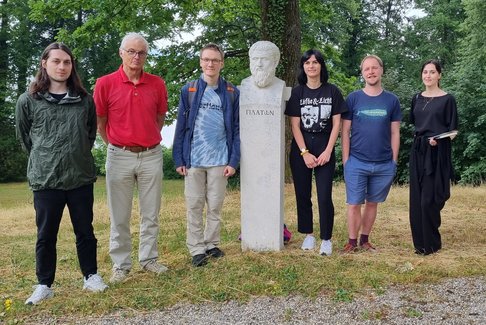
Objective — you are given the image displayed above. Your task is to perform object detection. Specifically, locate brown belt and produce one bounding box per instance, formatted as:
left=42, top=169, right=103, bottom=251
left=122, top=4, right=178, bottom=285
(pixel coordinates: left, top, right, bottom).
left=112, top=144, right=158, bottom=153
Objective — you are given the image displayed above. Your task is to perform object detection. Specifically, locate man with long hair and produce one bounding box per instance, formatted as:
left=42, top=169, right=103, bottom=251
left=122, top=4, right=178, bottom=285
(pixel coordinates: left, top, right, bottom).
left=16, top=42, right=108, bottom=305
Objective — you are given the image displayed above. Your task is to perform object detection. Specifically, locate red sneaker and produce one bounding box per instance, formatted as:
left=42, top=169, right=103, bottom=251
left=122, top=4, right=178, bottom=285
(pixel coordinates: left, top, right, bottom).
left=360, top=242, right=377, bottom=252
left=341, top=243, right=358, bottom=254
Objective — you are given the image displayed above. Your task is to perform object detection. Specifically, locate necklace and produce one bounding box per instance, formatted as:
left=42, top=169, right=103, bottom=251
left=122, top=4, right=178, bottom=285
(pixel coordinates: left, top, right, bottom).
left=422, top=96, right=434, bottom=110
left=306, top=82, right=322, bottom=89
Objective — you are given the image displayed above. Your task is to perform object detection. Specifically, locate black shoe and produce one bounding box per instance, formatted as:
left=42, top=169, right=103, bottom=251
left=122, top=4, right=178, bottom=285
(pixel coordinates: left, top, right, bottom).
left=206, top=247, right=225, bottom=258
left=192, top=254, right=209, bottom=267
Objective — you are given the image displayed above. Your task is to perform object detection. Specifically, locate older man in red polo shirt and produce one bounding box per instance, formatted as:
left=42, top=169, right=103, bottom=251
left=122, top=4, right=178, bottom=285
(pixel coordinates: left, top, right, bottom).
left=94, top=32, right=168, bottom=283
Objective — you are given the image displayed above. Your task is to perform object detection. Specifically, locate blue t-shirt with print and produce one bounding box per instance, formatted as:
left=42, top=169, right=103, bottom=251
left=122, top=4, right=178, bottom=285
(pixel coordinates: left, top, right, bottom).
left=190, top=86, right=228, bottom=167
left=342, top=89, right=402, bottom=162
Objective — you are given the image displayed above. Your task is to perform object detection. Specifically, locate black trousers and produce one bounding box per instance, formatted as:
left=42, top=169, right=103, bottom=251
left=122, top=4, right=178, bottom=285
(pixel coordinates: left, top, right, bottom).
left=33, top=184, right=98, bottom=286
left=409, top=142, right=445, bottom=255
left=289, top=132, right=335, bottom=240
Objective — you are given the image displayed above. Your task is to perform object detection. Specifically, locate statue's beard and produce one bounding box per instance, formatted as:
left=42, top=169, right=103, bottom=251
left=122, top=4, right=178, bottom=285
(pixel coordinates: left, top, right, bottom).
left=252, top=70, right=274, bottom=88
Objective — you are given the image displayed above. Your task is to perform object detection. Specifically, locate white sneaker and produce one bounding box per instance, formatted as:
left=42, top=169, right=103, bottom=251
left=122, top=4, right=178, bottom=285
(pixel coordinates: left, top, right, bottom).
left=320, top=240, right=333, bottom=256
left=83, top=274, right=108, bottom=292
left=142, top=259, right=168, bottom=275
left=301, top=235, right=316, bottom=250
left=110, top=268, right=129, bottom=284
left=25, top=284, right=54, bottom=305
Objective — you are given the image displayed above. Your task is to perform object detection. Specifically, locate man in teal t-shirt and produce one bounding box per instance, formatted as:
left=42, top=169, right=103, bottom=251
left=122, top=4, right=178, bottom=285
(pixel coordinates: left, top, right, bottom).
left=341, top=55, right=401, bottom=253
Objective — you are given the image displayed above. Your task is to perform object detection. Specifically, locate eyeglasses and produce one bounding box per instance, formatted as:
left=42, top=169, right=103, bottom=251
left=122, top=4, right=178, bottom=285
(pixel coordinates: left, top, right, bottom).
left=200, top=58, right=222, bottom=64
left=122, top=49, right=148, bottom=58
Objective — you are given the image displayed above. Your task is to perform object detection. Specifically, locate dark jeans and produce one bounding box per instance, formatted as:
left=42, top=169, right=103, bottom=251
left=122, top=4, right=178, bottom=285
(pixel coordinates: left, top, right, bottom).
left=289, top=133, right=335, bottom=240
left=33, top=184, right=98, bottom=286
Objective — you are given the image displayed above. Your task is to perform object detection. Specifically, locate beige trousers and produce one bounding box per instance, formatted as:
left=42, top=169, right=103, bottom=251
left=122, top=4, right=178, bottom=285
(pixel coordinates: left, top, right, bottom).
left=106, top=144, right=163, bottom=270
left=185, top=166, right=228, bottom=256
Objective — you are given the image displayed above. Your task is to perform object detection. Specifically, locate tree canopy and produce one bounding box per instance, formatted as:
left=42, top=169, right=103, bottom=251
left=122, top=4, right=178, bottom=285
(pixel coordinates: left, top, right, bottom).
left=1, top=0, right=484, bottom=184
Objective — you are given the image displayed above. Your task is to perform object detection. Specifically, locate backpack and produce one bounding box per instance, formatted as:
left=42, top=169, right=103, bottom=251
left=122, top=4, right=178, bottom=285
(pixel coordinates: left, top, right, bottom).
left=186, top=80, right=236, bottom=113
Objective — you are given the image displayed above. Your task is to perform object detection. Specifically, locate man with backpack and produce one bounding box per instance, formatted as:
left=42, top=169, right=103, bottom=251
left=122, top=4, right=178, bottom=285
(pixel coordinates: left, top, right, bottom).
left=172, top=43, right=240, bottom=267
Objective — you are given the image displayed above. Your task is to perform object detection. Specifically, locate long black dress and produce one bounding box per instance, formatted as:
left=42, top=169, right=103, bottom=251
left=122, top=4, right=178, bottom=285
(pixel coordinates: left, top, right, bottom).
left=409, top=93, right=458, bottom=255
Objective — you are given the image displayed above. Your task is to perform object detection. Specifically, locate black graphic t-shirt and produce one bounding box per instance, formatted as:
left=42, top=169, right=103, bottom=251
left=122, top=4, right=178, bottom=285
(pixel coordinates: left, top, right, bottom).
left=285, top=83, right=348, bottom=133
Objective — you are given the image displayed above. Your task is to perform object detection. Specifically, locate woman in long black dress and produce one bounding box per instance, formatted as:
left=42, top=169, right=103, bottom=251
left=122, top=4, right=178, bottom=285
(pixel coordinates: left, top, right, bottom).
left=409, top=59, right=458, bottom=255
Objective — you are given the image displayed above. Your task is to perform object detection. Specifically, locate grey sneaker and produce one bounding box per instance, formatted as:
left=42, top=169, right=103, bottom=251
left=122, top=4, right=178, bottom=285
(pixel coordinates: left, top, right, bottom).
left=301, top=235, right=316, bottom=250
left=319, top=240, right=333, bottom=256
left=110, top=268, right=129, bottom=284
left=142, top=259, right=168, bottom=275
left=25, top=284, right=54, bottom=305
left=83, top=273, right=108, bottom=292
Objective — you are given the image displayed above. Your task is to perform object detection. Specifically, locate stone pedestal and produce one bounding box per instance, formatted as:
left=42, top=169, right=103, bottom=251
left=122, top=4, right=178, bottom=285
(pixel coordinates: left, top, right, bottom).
left=239, top=78, right=291, bottom=251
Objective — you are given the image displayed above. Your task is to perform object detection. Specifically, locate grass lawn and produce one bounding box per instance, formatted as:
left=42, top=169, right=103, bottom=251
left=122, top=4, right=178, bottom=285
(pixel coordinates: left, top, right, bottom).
left=1, top=178, right=485, bottom=323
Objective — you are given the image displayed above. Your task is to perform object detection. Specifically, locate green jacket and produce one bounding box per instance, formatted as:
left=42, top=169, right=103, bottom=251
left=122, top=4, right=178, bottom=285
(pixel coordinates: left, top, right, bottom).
left=15, top=91, right=97, bottom=191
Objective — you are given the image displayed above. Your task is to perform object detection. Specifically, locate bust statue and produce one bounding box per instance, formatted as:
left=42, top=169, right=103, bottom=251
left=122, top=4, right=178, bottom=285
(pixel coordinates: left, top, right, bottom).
left=239, top=41, right=291, bottom=252
left=248, top=41, right=281, bottom=88
left=241, top=41, right=289, bottom=104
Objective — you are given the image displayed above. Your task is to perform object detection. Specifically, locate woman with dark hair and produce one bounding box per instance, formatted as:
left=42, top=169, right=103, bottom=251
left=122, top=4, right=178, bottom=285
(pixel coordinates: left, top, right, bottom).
left=409, top=59, right=458, bottom=255
left=285, top=49, right=347, bottom=255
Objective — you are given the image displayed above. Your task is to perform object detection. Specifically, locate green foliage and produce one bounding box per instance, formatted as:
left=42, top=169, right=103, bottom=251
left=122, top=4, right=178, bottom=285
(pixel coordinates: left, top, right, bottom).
left=0, top=131, right=27, bottom=182
left=227, top=168, right=241, bottom=190
left=382, top=68, right=417, bottom=184
left=413, top=0, right=465, bottom=68
left=0, top=101, right=27, bottom=182
left=0, top=0, right=484, bottom=185
left=447, top=0, right=486, bottom=185
left=162, top=146, right=182, bottom=180
left=91, top=137, right=107, bottom=176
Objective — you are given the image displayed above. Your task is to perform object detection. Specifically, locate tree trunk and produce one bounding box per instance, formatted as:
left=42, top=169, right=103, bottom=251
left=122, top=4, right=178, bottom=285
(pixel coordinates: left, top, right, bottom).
left=0, top=0, right=8, bottom=108
left=259, top=0, right=301, bottom=183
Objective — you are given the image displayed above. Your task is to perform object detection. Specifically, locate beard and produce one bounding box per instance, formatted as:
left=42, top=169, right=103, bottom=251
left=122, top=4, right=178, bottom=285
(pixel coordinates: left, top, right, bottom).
left=251, top=69, right=274, bottom=88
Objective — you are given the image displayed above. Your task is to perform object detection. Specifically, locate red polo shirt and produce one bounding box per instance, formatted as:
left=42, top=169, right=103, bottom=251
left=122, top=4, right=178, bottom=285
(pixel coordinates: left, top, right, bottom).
left=94, top=65, right=168, bottom=147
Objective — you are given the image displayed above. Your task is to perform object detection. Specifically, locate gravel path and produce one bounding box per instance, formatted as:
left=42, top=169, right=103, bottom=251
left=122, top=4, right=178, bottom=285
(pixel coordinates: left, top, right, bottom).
left=32, top=277, right=485, bottom=324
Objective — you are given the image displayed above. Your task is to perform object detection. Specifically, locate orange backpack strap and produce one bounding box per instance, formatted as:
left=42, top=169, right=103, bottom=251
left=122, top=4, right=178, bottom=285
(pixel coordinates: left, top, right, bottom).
left=187, top=80, right=197, bottom=112
left=187, top=80, right=235, bottom=112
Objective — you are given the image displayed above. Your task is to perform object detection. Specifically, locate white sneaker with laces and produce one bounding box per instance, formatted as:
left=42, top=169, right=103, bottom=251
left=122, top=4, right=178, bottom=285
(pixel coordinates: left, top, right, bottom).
left=110, top=268, right=129, bottom=284
left=301, top=235, right=316, bottom=250
left=25, top=284, right=54, bottom=305
left=320, top=240, right=333, bottom=256
left=83, top=273, right=108, bottom=292
left=143, top=259, right=168, bottom=274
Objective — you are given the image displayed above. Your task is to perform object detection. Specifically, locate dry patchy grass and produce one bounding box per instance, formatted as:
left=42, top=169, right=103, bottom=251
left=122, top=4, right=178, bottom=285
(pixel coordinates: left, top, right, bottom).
left=1, top=180, right=485, bottom=322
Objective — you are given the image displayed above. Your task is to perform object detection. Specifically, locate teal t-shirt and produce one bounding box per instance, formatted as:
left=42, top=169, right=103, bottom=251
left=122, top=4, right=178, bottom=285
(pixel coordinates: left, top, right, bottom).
left=190, top=86, right=228, bottom=167
left=343, top=90, right=402, bottom=162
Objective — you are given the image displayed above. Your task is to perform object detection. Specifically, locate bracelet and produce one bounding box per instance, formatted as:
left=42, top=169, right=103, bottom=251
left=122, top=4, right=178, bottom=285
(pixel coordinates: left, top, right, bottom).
left=300, top=148, right=309, bottom=156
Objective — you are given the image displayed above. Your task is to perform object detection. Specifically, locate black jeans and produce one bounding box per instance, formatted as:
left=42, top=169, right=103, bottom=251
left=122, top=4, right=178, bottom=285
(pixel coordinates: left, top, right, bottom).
left=289, top=132, right=336, bottom=240
left=33, top=184, right=98, bottom=286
